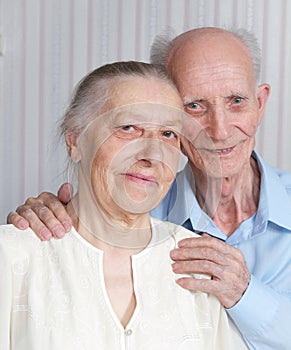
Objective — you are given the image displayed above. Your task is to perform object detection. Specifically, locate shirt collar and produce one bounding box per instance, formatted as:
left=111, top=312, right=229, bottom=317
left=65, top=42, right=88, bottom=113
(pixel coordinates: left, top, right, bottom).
left=167, top=163, right=225, bottom=238
left=168, top=151, right=291, bottom=237
left=253, top=150, right=291, bottom=230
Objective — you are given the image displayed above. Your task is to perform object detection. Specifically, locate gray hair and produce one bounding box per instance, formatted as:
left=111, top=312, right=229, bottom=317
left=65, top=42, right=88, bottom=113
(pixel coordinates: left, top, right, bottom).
left=61, top=61, right=176, bottom=138
left=150, top=27, right=262, bottom=82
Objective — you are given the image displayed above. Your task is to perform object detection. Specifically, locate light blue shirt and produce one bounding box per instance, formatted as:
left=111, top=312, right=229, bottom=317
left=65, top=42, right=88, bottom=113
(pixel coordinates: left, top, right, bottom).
left=152, top=151, right=291, bottom=350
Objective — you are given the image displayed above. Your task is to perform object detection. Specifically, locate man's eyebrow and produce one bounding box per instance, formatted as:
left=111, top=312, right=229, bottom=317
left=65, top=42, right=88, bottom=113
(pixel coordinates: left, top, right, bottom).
left=183, top=97, right=205, bottom=105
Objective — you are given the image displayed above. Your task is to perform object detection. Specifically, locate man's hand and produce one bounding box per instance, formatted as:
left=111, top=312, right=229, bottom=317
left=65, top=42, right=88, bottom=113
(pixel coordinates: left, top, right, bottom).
left=7, top=183, right=73, bottom=240
left=170, top=234, right=250, bottom=308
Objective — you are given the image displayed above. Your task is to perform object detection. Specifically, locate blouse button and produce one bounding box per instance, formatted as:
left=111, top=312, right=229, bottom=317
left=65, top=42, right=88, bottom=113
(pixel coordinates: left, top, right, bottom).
left=125, top=329, right=133, bottom=336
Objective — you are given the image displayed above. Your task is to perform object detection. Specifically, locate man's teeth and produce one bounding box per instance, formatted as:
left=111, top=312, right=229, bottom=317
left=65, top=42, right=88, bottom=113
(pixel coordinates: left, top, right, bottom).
left=212, top=147, right=233, bottom=154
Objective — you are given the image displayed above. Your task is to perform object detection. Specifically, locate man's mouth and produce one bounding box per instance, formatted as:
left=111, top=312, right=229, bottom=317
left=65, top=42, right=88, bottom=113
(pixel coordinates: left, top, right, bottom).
left=207, top=146, right=235, bottom=155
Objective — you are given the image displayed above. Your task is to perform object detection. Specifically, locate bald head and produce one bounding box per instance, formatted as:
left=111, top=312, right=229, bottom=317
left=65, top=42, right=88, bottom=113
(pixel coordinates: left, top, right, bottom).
left=151, top=27, right=261, bottom=83
left=167, top=28, right=258, bottom=87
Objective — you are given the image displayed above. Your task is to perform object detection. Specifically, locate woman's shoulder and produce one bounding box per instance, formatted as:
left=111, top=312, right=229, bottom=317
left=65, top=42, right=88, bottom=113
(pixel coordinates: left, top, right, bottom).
left=150, top=217, right=201, bottom=240
left=0, top=224, right=38, bottom=242
left=0, top=224, right=42, bottom=257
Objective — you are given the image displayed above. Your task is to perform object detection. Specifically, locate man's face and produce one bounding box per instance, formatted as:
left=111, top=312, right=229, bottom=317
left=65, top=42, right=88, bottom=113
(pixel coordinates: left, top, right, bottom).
left=168, top=31, right=270, bottom=179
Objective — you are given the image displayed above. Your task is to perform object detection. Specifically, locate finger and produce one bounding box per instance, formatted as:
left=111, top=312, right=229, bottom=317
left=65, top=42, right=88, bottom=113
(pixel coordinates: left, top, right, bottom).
left=175, top=276, right=234, bottom=308
left=173, top=237, right=243, bottom=264
left=172, top=260, right=224, bottom=278
left=15, top=206, right=53, bottom=240
left=7, top=211, right=30, bottom=229
left=27, top=205, right=69, bottom=239
left=176, top=277, right=218, bottom=295
left=57, top=183, right=73, bottom=204
left=170, top=246, right=229, bottom=265
left=29, top=192, right=72, bottom=234
left=44, top=199, right=72, bottom=233
left=178, top=236, right=229, bottom=251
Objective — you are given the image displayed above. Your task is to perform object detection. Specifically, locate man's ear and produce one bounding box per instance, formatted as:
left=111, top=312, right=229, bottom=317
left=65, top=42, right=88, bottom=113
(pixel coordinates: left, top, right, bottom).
left=65, top=133, right=81, bottom=163
left=257, top=83, right=271, bottom=124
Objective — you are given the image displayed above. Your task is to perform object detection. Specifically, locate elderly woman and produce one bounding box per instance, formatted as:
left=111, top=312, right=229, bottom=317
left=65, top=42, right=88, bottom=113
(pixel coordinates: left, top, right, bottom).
left=0, top=61, right=247, bottom=349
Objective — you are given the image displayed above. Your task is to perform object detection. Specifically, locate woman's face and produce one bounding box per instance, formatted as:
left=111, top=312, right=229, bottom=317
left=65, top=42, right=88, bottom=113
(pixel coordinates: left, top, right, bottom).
left=76, top=76, right=183, bottom=216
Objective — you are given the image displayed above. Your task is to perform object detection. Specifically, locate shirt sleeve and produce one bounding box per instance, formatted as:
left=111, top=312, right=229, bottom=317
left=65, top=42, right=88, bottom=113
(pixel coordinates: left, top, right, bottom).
left=227, top=274, right=291, bottom=350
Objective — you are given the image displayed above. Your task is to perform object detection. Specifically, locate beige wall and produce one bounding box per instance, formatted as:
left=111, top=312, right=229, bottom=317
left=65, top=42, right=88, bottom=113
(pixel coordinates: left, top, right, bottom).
left=1, top=0, right=291, bottom=222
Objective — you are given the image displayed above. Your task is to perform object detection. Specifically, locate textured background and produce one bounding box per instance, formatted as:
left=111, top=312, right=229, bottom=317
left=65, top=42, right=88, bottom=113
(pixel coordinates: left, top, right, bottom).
left=1, top=0, right=291, bottom=222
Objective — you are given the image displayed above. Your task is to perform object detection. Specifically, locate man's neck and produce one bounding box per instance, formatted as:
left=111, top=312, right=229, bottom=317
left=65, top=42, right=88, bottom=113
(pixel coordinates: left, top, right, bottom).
left=191, top=157, right=261, bottom=236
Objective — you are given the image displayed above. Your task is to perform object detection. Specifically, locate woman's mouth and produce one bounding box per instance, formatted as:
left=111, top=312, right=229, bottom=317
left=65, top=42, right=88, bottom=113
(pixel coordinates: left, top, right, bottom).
left=122, top=173, right=158, bottom=185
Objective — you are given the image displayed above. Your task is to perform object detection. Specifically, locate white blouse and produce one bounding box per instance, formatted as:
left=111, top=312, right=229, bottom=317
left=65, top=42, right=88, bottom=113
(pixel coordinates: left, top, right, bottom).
left=0, top=220, right=247, bottom=350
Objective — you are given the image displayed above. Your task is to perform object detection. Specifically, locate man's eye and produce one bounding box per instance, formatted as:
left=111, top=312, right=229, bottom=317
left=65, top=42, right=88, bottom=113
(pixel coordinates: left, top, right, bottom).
left=162, top=130, right=177, bottom=139
left=232, top=96, right=244, bottom=104
left=186, top=102, right=201, bottom=109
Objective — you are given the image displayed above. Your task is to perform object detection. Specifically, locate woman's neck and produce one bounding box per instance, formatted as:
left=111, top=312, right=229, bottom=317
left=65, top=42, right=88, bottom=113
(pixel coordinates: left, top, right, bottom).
left=67, top=197, right=152, bottom=253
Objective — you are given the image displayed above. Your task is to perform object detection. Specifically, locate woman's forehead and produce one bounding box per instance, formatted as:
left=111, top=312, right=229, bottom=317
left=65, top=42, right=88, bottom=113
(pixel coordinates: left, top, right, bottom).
left=106, top=76, right=182, bottom=109
left=88, top=103, right=183, bottom=134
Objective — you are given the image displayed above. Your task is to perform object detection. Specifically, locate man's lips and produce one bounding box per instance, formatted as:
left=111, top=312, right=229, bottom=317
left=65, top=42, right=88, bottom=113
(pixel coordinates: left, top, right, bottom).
left=207, top=146, right=235, bottom=155
left=196, top=144, right=236, bottom=156
left=122, top=173, right=158, bottom=185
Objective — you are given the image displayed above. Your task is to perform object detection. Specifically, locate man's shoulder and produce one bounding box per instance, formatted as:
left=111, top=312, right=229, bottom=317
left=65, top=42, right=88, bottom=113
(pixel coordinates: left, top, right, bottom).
left=272, top=166, right=291, bottom=188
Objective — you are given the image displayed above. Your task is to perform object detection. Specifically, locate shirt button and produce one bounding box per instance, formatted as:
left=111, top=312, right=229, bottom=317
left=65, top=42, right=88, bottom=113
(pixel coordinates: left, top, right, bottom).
left=125, top=329, right=133, bottom=336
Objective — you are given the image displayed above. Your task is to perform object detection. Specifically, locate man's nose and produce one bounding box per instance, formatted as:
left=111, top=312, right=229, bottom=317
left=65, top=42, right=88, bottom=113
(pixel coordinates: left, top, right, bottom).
left=206, top=105, right=231, bottom=141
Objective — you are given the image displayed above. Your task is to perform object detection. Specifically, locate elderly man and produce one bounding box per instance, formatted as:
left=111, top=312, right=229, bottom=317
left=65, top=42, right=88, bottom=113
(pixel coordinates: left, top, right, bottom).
left=8, top=28, right=291, bottom=349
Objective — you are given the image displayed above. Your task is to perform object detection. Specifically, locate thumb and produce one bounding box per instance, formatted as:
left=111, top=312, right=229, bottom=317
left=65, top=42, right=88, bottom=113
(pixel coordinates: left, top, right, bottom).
left=57, top=183, right=73, bottom=204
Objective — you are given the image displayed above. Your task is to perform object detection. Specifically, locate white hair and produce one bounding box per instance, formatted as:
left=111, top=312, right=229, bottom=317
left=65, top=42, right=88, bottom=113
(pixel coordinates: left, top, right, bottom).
left=150, top=26, right=262, bottom=82
left=61, top=61, right=176, bottom=138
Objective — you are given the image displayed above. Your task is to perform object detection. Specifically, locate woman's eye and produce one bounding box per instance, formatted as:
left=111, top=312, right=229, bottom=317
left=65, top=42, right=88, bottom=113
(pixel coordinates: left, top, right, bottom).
left=162, top=130, right=176, bottom=139
left=120, top=125, right=135, bottom=132
left=114, top=125, right=142, bottom=139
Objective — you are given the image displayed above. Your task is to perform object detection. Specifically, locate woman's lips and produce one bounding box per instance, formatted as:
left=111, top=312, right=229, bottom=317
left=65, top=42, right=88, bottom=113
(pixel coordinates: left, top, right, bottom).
left=122, top=173, right=158, bottom=185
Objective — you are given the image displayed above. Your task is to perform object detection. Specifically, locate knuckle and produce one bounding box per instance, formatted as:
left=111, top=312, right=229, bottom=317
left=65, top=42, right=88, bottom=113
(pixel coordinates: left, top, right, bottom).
left=37, top=206, right=50, bottom=218
left=41, top=191, right=54, bottom=201
left=18, top=207, right=35, bottom=220
left=7, top=211, right=17, bottom=223
left=25, top=196, right=39, bottom=205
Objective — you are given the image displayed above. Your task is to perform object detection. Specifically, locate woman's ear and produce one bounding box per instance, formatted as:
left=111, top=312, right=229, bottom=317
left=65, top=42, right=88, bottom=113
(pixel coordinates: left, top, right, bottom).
left=65, top=133, right=81, bottom=163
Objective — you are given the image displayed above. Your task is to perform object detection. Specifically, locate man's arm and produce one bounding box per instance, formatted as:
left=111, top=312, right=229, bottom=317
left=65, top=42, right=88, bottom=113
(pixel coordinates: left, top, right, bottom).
left=7, top=183, right=72, bottom=240
left=228, top=275, right=291, bottom=349
left=170, top=234, right=250, bottom=308
left=170, top=234, right=291, bottom=349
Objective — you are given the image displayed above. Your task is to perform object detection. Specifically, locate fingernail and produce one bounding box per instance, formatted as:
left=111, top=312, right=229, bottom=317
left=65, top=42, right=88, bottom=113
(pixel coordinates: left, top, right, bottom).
left=54, top=227, right=65, bottom=238
left=41, top=229, right=52, bottom=240
left=171, top=262, right=178, bottom=271
left=178, top=240, right=187, bottom=247
left=19, top=220, right=28, bottom=229
left=170, top=249, right=178, bottom=258
left=63, top=221, right=72, bottom=232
